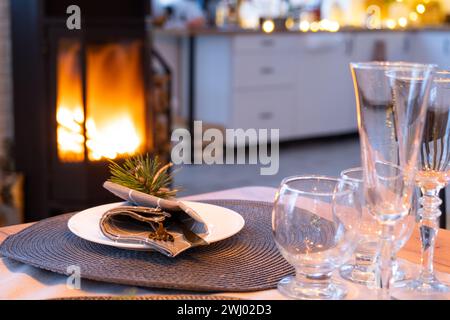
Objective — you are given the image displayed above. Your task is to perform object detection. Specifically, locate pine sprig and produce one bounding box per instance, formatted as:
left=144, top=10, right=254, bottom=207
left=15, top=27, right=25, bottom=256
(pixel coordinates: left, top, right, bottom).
left=108, top=154, right=178, bottom=199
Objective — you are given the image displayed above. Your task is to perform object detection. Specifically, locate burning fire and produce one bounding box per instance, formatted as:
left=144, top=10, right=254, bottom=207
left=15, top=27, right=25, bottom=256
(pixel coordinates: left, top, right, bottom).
left=85, top=116, right=141, bottom=161
left=56, top=40, right=146, bottom=162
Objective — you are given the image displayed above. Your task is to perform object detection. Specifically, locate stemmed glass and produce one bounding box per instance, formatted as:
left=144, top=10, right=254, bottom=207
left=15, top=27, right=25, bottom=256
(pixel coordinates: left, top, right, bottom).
left=339, top=167, right=417, bottom=286
left=350, top=62, right=436, bottom=299
left=272, top=176, right=361, bottom=300
left=402, top=70, right=450, bottom=294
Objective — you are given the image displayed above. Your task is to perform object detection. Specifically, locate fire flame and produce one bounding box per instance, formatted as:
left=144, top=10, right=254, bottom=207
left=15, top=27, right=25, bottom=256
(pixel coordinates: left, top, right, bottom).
left=56, top=40, right=146, bottom=162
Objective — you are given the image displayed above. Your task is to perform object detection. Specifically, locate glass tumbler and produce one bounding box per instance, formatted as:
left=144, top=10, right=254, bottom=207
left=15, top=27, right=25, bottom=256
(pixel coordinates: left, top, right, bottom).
left=339, top=167, right=417, bottom=286
left=272, top=176, right=361, bottom=300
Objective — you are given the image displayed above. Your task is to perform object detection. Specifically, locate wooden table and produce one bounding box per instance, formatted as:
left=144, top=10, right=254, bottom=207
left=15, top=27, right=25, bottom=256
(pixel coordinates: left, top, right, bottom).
left=0, top=186, right=449, bottom=299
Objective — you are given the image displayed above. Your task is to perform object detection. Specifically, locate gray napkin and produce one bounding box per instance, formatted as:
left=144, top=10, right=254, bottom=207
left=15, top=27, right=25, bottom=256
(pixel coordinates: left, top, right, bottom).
left=100, top=181, right=209, bottom=257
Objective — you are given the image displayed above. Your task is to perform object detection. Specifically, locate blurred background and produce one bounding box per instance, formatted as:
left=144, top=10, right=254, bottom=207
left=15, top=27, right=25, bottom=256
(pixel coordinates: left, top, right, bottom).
left=0, top=0, right=449, bottom=228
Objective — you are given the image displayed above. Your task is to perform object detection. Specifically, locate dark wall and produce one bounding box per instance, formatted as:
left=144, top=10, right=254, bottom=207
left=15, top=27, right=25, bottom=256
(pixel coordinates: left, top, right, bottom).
left=44, top=0, right=150, bottom=18
left=10, top=0, right=48, bottom=222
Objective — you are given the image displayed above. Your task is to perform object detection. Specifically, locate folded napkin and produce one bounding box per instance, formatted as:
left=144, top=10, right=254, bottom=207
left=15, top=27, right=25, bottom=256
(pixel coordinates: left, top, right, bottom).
left=100, top=181, right=209, bottom=257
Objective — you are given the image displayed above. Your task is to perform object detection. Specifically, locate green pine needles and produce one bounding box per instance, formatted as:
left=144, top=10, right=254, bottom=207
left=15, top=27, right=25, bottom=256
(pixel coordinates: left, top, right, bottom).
left=108, top=154, right=178, bottom=199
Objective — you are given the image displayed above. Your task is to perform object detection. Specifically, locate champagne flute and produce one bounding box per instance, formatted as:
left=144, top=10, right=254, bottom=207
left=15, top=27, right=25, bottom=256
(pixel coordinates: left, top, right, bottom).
left=402, top=70, right=450, bottom=294
left=350, top=62, right=435, bottom=299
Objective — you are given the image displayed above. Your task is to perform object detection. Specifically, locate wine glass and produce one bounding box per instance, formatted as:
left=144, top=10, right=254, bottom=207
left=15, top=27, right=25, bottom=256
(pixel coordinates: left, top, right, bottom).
left=350, top=61, right=436, bottom=299
left=339, top=167, right=417, bottom=286
left=272, top=176, right=361, bottom=300
left=401, top=70, right=450, bottom=294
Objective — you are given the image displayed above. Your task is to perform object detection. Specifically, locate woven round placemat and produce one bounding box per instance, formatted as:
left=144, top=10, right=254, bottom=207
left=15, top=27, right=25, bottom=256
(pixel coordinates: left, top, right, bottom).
left=0, top=200, right=294, bottom=292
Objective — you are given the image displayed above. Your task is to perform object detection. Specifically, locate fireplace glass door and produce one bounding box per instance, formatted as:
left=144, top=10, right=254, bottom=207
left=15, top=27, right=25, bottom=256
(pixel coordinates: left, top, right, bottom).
left=56, top=38, right=147, bottom=162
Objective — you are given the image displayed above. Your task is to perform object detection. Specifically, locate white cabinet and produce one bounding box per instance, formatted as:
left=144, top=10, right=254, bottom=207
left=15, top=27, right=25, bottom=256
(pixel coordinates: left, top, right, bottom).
left=195, top=33, right=359, bottom=142
left=295, top=33, right=357, bottom=137
left=351, top=32, right=411, bottom=62
left=233, top=53, right=295, bottom=88
left=232, top=87, right=296, bottom=139
left=191, top=31, right=450, bottom=143
left=195, top=35, right=299, bottom=141
left=410, top=31, right=450, bottom=69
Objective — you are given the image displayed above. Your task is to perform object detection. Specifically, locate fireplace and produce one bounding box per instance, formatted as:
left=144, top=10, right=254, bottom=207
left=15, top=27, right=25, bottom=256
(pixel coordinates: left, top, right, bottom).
left=56, top=40, right=148, bottom=162
left=11, top=0, right=171, bottom=221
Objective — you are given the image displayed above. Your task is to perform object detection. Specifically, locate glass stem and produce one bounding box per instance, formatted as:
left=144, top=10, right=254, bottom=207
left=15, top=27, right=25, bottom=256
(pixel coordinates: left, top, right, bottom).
left=296, top=271, right=332, bottom=289
left=377, top=223, right=395, bottom=300
left=418, top=187, right=442, bottom=284
left=354, top=246, right=375, bottom=269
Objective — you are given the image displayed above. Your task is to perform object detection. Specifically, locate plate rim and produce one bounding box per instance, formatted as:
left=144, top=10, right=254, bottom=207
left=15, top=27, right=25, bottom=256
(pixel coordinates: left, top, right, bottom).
left=67, top=200, right=245, bottom=250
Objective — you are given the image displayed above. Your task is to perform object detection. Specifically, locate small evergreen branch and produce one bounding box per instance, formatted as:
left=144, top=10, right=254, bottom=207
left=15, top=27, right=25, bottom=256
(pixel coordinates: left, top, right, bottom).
left=108, top=154, right=178, bottom=199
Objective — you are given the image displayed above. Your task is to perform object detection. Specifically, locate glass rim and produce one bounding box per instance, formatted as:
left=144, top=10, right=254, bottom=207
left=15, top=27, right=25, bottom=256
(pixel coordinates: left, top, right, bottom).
left=341, top=161, right=403, bottom=183
left=340, top=167, right=363, bottom=183
left=350, top=61, right=437, bottom=71
left=279, top=175, right=355, bottom=197
left=386, top=67, right=435, bottom=81
left=434, top=70, right=450, bottom=83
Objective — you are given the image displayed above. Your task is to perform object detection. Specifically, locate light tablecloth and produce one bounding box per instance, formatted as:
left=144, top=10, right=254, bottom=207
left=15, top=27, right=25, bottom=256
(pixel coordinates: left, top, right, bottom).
left=0, top=186, right=449, bottom=300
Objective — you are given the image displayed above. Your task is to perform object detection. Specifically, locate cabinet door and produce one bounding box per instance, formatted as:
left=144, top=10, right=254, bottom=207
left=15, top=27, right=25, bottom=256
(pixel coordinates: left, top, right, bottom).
left=294, top=33, right=357, bottom=138
left=410, top=32, right=450, bottom=69
left=233, top=87, right=296, bottom=141
left=233, top=53, right=295, bottom=88
left=351, top=32, right=411, bottom=62
left=232, top=35, right=297, bottom=88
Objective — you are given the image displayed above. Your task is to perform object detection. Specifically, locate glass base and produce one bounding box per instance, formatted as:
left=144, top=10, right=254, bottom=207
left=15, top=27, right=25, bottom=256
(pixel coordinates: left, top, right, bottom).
left=339, top=264, right=375, bottom=285
left=277, top=276, right=347, bottom=300
left=391, top=277, right=450, bottom=300
left=339, top=262, right=406, bottom=286
left=397, top=276, right=449, bottom=294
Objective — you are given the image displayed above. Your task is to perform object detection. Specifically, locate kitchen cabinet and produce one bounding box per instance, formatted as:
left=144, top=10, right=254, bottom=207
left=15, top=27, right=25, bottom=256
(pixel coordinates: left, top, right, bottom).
left=409, top=31, right=450, bottom=69
left=195, top=35, right=299, bottom=141
left=155, top=30, right=450, bottom=143
left=195, top=33, right=359, bottom=141
left=232, top=87, right=296, bottom=139
left=294, top=33, right=357, bottom=137
left=351, top=32, right=412, bottom=61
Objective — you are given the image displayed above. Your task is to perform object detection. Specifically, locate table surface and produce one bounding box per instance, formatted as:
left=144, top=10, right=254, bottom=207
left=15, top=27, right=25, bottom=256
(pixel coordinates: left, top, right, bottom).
left=0, top=186, right=449, bottom=300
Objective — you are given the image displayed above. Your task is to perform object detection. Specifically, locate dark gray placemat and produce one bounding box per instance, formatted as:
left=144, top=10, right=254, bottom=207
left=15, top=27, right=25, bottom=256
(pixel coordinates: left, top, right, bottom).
left=0, top=200, right=294, bottom=292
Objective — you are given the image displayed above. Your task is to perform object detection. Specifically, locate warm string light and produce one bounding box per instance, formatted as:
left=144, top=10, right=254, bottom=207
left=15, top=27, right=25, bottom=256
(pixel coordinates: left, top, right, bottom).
left=310, top=21, right=320, bottom=32
left=262, top=19, right=275, bottom=33
left=409, top=11, right=419, bottom=21
left=386, top=19, right=397, bottom=29
left=299, top=20, right=310, bottom=32
left=257, top=1, right=435, bottom=32
left=298, top=19, right=339, bottom=33
left=285, top=17, right=294, bottom=30
left=398, top=17, right=408, bottom=28
left=362, top=0, right=448, bottom=29
left=416, top=4, right=426, bottom=14
left=328, top=21, right=340, bottom=32
left=362, top=1, right=430, bottom=29
left=265, top=2, right=428, bottom=33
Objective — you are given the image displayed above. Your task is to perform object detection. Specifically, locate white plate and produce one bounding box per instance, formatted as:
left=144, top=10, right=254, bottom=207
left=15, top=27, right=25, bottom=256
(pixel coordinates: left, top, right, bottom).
left=68, top=201, right=245, bottom=251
